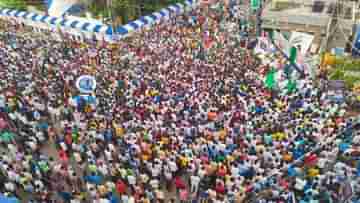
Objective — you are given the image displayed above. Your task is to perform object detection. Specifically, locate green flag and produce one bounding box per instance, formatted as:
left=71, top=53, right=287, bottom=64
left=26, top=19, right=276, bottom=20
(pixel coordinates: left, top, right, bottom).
left=289, top=46, right=297, bottom=64
left=265, top=68, right=276, bottom=89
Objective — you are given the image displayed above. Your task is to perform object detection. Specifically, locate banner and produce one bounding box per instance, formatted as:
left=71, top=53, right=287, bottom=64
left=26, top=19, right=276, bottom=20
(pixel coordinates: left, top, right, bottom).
left=289, top=31, right=314, bottom=55
left=76, top=75, right=97, bottom=94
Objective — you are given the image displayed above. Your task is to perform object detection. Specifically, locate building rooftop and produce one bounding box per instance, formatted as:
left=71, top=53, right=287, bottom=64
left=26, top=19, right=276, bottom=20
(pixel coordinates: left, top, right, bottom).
left=262, top=0, right=355, bottom=29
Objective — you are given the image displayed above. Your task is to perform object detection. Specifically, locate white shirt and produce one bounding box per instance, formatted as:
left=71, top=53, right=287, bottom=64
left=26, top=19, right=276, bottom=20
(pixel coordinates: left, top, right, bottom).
left=190, top=175, right=201, bottom=186
left=0, top=96, right=5, bottom=107
left=198, top=168, right=206, bottom=178
left=105, top=150, right=112, bottom=161
left=5, top=182, right=15, bottom=191
left=128, top=175, right=136, bottom=185
left=149, top=179, right=159, bottom=189
left=169, top=161, right=178, bottom=172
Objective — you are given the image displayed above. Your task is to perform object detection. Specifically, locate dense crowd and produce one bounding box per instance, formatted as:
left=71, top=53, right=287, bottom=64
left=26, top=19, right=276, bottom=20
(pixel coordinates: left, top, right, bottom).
left=0, top=1, right=360, bottom=203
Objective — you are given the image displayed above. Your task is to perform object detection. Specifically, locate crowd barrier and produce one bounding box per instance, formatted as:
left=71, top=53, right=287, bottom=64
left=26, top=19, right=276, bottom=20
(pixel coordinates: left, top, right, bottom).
left=0, top=0, right=198, bottom=42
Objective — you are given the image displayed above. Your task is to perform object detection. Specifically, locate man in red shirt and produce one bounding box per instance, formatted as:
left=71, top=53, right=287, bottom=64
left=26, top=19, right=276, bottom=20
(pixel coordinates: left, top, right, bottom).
left=116, top=179, right=127, bottom=195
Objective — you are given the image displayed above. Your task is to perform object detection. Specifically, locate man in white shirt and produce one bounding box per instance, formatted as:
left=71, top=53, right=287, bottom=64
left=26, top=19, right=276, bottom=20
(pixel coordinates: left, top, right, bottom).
left=149, top=178, right=160, bottom=189
left=190, top=175, right=201, bottom=194
left=127, top=174, right=136, bottom=188
left=5, top=182, right=15, bottom=192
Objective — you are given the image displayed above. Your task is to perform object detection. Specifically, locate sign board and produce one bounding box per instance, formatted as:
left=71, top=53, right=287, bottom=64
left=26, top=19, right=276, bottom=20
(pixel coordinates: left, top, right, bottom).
left=75, top=75, right=96, bottom=93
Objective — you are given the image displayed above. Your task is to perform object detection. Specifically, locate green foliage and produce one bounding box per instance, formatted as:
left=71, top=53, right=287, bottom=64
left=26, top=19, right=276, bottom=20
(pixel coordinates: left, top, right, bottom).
left=88, top=0, right=186, bottom=24
left=329, top=56, right=360, bottom=89
left=0, top=0, right=27, bottom=10
left=334, top=57, right=360, bottom=71
left=329, top=68, right=344, bottom=81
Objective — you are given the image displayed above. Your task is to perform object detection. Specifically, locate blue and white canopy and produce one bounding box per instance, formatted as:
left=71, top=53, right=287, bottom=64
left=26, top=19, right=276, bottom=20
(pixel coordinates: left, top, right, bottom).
left=0, top=0, right=198, bottom=39
left=0, top=8, right=109, bottom=34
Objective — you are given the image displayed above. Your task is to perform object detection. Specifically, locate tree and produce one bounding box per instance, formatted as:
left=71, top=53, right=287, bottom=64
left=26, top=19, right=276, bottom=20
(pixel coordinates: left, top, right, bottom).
left=0, top=0, right=27, bottom=10
left=89, top=0, right=186, bottom=24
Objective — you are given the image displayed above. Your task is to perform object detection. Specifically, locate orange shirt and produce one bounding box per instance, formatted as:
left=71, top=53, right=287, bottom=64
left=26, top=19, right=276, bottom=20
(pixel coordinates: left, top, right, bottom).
left=208, top=112, right=217, bottom=121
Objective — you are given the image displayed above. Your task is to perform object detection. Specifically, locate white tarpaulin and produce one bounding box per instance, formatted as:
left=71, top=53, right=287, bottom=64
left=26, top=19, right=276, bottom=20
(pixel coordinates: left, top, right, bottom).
left=48, top=0, right=80, bottom=17
left=289, top=31, right=314, bottom=55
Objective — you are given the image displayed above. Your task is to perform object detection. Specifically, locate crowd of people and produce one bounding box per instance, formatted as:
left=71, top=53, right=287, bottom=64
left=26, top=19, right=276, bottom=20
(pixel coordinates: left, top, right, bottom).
left=0, top=0, right=360, bottom=202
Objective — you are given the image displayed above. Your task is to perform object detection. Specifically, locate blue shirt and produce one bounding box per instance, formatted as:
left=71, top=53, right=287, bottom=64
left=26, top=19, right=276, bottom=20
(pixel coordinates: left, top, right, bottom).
left=339, top=142, right=350, bottom=152
left=288, top=166, right=297, bottom=177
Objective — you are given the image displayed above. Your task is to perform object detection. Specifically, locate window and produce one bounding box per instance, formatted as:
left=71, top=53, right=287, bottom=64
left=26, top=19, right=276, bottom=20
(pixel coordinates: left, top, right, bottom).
left=312, top=1, right=325, bottom=13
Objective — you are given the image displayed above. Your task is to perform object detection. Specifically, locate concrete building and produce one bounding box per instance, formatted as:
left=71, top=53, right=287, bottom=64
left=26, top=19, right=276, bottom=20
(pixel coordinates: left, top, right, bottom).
left=262, top=0, right=359, bottom=51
